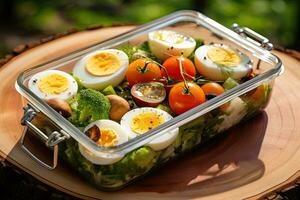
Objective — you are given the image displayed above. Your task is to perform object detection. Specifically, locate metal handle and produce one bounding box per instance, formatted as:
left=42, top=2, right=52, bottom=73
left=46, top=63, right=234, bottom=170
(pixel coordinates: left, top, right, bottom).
left=20, top=104, right=70, bottom=170
left=232, top=23, right=273, bottom=51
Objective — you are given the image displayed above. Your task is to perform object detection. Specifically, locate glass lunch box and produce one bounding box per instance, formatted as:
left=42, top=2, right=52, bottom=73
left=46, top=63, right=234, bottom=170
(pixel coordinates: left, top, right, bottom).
left=15, top=10, right=283, bottom=190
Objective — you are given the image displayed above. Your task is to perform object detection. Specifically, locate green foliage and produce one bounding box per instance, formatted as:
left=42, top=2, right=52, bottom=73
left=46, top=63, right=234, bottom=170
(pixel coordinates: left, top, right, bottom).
left=204, top=0, right=299, bottom=48
left=0, top=0, right=299, bottom=58
left=3, top=0, right=193, bottom=33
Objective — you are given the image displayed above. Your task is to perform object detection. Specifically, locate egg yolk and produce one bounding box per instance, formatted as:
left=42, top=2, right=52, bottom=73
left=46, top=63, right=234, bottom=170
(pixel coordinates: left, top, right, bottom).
left=38, top=74, right=69, bottom=95
left=207, top=47, right=241, bottom=67
left=130, top=112, right=165, bottom=135
left=85, top=52, right=121, bottom=76
left=97, top=129, right=118, bottom=147
left=155, top=31, right=185, bottom=44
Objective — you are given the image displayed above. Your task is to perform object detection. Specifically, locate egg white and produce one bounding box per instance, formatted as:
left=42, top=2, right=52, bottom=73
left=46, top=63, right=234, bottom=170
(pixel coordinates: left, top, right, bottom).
left=194, top=44, right=252, bottom=81
left=73, top=49, right=129, bottom=90
left=79, top=120, right=128, bottom=165
left=28, top=69, right=78, bottom=100
left=148, top=30, right=196, bottom=60
left=120, top=107, right=179, bottom=151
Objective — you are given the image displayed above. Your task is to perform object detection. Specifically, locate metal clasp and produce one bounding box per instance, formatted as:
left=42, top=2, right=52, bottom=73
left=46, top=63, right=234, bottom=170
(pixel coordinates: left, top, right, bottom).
left=20, top=104, right=70, bottom=170
left=231, top=23, right=273, bottom=51
left=46, top=130, right=70, bottom=147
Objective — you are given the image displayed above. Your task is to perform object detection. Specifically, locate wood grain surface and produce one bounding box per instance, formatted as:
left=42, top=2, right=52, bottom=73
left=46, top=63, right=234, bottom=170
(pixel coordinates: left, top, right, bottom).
left=0, top=25, right=299, bottom=200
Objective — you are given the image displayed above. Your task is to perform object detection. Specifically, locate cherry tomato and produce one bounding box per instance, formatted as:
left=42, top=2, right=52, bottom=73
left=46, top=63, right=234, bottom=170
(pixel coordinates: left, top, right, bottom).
left=126, top=58, right=161, bottom=86
left=169, top=82, right=206, bottom=115
left=250, top=84, right=265, bottom=101
left=201, top=82, right=225, bottom=96
left=162, top=56, right=196, bottom=81
left=131, top=82, right=166, bottom=107
left=201, top=82, right=229, bottom=110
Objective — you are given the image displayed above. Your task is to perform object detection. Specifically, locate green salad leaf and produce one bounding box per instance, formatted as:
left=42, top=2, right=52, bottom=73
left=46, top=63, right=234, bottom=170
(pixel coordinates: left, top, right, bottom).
left=174, top=116, right=205, bottom=152
left=117, top=41, right=160, bottom=62
left=63, top=139, right=160, bottom=188
left=102, top=85, right=116, bottom=95
left=188, top=38, right=204, bottom=60
left=223, top=77, right=239, bottom=90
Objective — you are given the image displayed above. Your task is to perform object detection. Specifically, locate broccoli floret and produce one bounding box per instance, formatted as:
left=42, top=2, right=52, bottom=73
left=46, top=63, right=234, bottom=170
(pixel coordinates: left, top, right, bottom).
left=69, top=89, right=111, bottom=127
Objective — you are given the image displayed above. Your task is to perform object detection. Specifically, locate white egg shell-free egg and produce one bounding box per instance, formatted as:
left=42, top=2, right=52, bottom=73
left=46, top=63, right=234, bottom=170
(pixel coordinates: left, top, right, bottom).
left=28, top=69, right=78, bottom=100
left=194, top=44, right=252, bottom=81
left=147, top=129, right=178, bottom=151
left=148, top=30, right=196, bottom=60
left=78, top=120, right=128, bottom=165
left=73, top=49, right=129, bottom=90
left=120, top=107, right=179, bottom=151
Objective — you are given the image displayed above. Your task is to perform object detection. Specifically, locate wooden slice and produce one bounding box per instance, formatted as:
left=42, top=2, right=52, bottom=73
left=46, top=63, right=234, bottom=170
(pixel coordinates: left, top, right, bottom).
left=0, top=25, right=300, bottom=200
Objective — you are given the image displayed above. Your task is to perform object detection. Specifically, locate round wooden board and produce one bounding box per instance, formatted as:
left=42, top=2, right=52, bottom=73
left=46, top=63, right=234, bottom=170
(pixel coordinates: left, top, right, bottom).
left=0, top=25, right=300, bottom=200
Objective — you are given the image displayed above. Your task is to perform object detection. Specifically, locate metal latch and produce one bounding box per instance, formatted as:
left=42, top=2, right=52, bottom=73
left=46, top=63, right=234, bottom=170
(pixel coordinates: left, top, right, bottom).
left=20, top=104, right=70, bottom=170
left=231, top=23, right=273, bottom=51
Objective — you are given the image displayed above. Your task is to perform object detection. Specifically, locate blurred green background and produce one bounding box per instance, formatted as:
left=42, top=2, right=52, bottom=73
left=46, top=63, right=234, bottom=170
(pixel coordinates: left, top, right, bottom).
left=0, top=0, right=299, bottom=58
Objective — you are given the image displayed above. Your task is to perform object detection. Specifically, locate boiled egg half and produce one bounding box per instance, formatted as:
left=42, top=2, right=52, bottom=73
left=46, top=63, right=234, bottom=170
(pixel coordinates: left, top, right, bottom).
left=148, top=30, right=196, bottom=60
left=120, top=107, right=179, bottom=151
left=73, top=49, right=129, bottom=90
left=28, top=69, right=78, bottom=100
left=79, top=120, right=128, bottom=165
left=194, top=44, right=252, bottom=81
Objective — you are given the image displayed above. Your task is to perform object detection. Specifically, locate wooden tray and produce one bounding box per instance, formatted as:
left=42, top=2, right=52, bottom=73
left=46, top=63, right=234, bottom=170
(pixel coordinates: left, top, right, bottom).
left=0, top=25, right=300, bottom=200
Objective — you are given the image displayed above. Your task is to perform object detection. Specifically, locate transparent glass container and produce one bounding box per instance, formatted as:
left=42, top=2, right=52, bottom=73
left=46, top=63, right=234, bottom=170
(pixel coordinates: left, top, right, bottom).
left=15, top=10, right=283, bottom=190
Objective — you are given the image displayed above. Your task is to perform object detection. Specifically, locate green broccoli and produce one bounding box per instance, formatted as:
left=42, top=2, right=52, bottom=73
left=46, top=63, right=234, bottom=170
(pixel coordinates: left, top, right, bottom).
left=69, top=89, right=111, bottom=127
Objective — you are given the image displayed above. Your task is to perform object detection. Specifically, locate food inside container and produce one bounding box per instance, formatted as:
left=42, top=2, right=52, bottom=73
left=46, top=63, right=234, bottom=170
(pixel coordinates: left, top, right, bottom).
left=16, top=11, right=282, bottom=190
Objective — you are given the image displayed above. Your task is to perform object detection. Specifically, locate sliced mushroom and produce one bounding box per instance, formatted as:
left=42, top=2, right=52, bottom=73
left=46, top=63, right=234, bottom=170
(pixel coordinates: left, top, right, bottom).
left=85, top=124, right=101, bottom=142
left=107, top=95, right=130, bottom=121
left=46, top=98, right=72, bottom=118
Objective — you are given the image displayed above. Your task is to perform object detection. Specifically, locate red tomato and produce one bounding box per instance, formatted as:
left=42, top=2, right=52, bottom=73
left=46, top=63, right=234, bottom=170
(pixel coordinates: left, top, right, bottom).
left=162, top=56, right=196, bottom=81
left=201, top=82, right=225, bottom=95
left=126, top=58, right=161, bottom=86
left=201, top=82, right=229, bottom=110
left=249, top=84, right=265, bottom=101
left=169, top=82, right=206, bottom=115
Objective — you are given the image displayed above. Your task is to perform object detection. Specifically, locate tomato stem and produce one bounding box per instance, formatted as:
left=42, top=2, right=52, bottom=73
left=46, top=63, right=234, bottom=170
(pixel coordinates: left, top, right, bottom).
left=156, top=62, right=171, bottom=83
left=178, top=54, right=190, bottom=94
left=183, top=72, right=196, bottom=81
left=137, top=54, right=172, bottom=83
left=137, top=61, right=150, bottom=73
